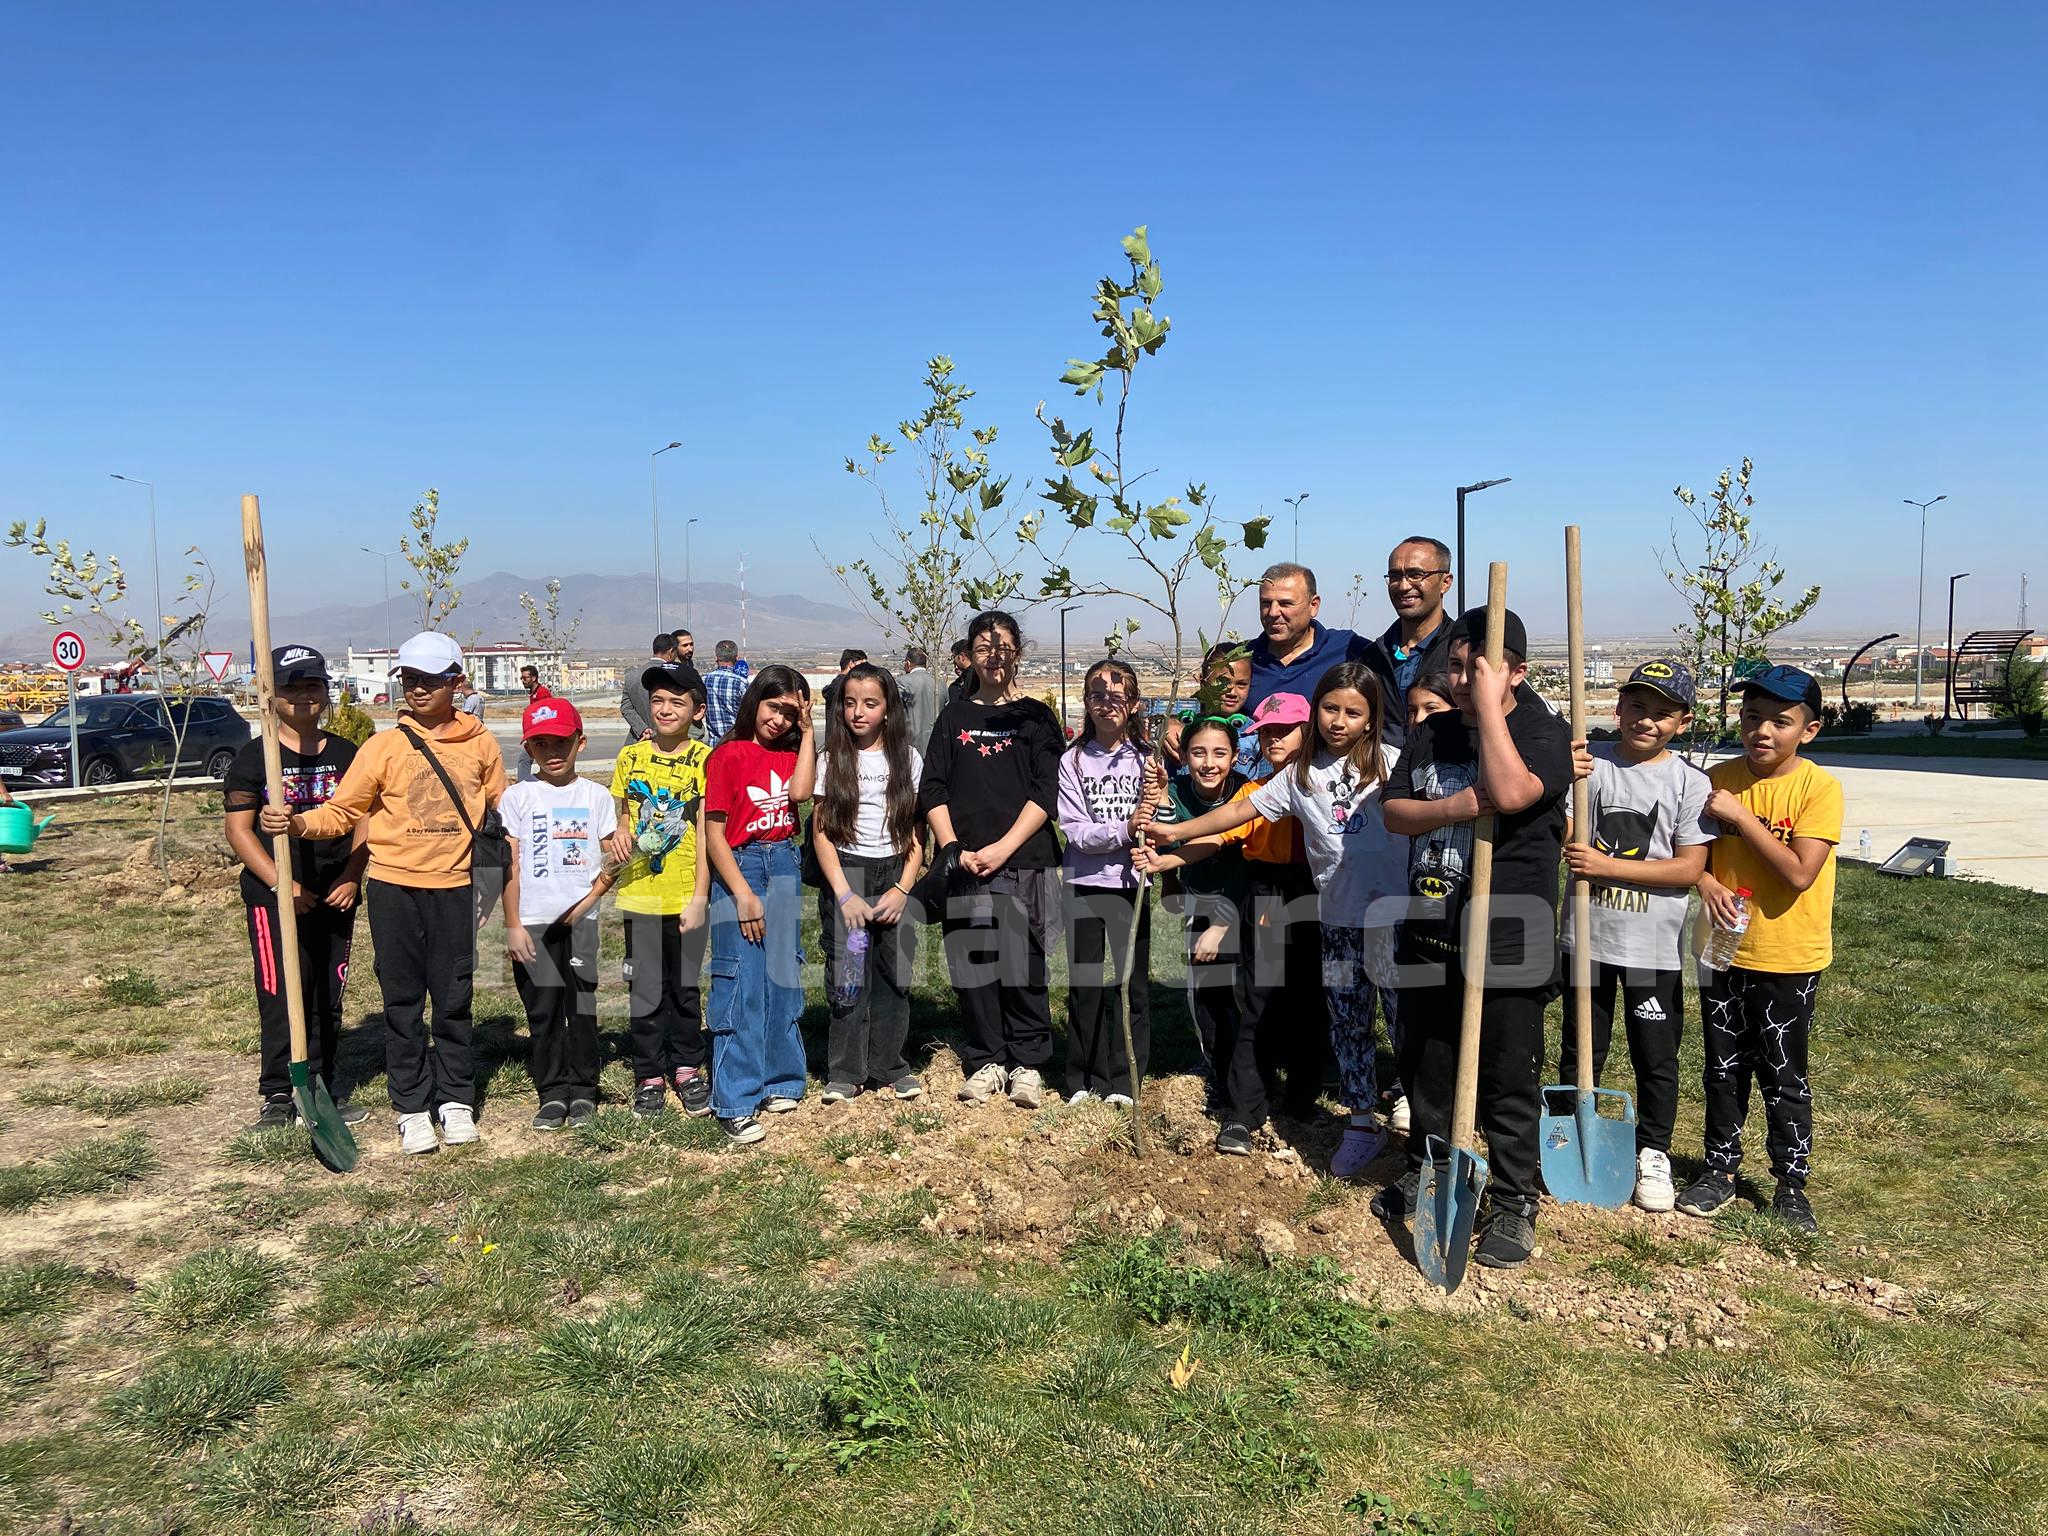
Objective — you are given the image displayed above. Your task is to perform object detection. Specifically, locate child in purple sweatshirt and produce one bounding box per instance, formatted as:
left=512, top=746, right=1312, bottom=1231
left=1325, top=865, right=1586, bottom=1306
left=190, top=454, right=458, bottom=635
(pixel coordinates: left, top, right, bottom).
left=1057, top=657, right=1158, bottom=1105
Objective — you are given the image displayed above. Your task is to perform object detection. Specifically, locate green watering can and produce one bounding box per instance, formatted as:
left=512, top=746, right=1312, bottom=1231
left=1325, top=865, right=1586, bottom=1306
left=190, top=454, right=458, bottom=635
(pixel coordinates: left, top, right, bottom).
left=0, top=805, right=55, bottom=855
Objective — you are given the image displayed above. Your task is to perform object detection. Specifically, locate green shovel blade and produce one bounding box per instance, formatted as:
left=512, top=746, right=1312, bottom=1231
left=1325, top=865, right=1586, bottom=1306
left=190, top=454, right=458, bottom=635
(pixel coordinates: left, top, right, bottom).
left=290, top=1060, right=359, bottom=1174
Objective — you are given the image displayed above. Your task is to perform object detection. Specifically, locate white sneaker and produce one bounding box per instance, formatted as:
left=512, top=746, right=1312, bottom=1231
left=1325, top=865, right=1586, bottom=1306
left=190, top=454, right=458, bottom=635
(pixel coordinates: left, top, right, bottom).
left=438, top=1102, right=478, bottom=1146
left=1066, top=1089, right=1100, bottom=1108
left=958, top=1064, right=1008, bottom=1104
left=1387, top=1095, right=1411, bottom=1134
left=1007, top=1067, right=1045, bottom=1110
left=1634, top=1148, right=1675, bottom=1212
left=398, top=1112, right=438, bottom=1155
left=1103, top=1092, right=1135, bottom=1109
left=761, top=1096, right=802, bottom=1114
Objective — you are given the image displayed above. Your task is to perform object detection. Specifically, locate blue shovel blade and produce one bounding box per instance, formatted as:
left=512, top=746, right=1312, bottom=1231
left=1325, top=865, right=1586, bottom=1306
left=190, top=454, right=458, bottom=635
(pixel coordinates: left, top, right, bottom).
left=1415, top=1136, right=1488, bottom=1294
left=1539, top=1085, right=1636, bottom=1208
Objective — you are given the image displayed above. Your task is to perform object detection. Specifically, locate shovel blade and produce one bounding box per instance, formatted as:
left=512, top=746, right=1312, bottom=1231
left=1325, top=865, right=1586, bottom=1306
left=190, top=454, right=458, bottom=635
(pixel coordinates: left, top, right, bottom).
left=291, top=1061, right=359, bottom=1174
left=1415, top=1138, right=1488, bottom=1293
left=1538, top=1085, right=1636, bottom=1208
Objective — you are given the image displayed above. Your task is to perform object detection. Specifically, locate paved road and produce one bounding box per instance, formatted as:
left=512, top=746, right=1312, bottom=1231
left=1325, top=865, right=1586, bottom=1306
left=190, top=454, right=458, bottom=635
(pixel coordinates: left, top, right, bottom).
left=1820, top=754, right=2048, bottom=893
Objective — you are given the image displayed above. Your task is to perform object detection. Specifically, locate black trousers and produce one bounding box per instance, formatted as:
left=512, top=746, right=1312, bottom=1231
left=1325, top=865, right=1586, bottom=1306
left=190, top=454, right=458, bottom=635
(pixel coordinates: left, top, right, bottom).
left=1402, top=973, right=1549, bottom=1212
left=242, top=874, right=358, bottom=1102
left=622, top=910, right=707, bottom=1080
left=365, top=879, right=475, bottom=1114
left=1064, top=885, right=1152, bottom=1097
left=1241, top=863, right=1326, bottom=1116
left=818, top=850, right=917, bottom=1086
left=941, top=869, right=1055, bottom=1074
left=1181, top=898, right=1261, bottom=1128
left=1557, top=957, right=1684, bottom=1154
left=1702, top=966, right=1819, bottom=1189
left=512, top=911, right=602, bottom=1105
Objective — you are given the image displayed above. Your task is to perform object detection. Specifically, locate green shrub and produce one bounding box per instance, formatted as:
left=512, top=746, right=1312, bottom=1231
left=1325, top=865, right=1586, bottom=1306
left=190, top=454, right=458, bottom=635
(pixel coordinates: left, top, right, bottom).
left=819, top=1334, right=931, bottom=1469
left=328, top=690, right=376, bottom=746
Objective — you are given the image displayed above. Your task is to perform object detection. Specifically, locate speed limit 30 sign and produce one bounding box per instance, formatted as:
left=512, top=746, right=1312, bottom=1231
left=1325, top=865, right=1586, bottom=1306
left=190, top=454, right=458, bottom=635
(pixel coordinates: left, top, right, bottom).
left=52, top=631, right=86, bottom=672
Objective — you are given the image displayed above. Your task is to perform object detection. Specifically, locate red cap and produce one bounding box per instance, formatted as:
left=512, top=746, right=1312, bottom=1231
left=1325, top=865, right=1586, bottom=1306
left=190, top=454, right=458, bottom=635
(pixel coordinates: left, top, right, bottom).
left=521, top=697, right=583, bottom=739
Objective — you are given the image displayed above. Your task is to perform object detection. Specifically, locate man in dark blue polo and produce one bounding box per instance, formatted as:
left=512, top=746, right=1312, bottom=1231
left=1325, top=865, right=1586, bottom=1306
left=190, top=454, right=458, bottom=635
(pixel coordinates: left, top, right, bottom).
left=1241, top=562, right=1373, bottom=718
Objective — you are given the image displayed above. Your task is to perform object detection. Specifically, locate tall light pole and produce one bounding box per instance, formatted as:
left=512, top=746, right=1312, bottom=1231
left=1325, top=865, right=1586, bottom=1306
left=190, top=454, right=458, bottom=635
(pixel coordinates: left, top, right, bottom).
left=108, top=475, right=166, bottom=675
left=1944, top=571, right=1969, bottom=721
left=360, top=547, right=400, bottom=663
left=651, top=441, right=682, bottom=630
left=684, top=516, right=700, bottom=629
left=1904, top=494, right=1947, bottom=710
left=1284, top=492, right=1309, bottom=564
left=1455, top=477, right=1511, bottom=615
left=1058, top=603, right=1082, bottom=730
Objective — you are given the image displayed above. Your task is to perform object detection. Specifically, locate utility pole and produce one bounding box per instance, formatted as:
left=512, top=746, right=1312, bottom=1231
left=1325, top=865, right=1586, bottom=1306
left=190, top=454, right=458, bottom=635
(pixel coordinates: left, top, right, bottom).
left=651, top=441, right=682, bottom=630
left=1454, top=478, right=1511, bottom=615
left=2020, top=572, right=2030, bottom=630
left=1283, top=492, right=1309, bottom=564
left=1904, top=494, right=1948, bottom=710
left=1058, top=603, right=1081, bottom=731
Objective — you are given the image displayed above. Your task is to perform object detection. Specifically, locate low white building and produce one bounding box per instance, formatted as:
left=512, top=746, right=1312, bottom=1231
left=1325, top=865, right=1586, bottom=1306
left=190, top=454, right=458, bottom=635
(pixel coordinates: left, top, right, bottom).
left=342, top=643, right=565, bottom=702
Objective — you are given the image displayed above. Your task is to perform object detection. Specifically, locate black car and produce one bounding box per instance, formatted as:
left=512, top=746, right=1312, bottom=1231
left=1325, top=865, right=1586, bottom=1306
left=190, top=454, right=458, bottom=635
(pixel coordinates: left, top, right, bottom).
left=0, top=693, right=251, bottom=790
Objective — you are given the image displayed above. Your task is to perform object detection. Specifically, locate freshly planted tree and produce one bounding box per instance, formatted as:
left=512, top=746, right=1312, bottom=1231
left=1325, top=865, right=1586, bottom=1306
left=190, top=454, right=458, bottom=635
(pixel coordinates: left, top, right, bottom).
left=398, top=488, right=467, bottom=631
left=148, top=548, right=220, bottom=872
left=824, top=355, right=1023, bottom=662
left=4, top=518, right=150, bottom=662
left=1659, top=458, right=1821, bottom=744
left=518, top=578, right=582, bottom=686
left=1018, top=225, right=1271, bottom=1153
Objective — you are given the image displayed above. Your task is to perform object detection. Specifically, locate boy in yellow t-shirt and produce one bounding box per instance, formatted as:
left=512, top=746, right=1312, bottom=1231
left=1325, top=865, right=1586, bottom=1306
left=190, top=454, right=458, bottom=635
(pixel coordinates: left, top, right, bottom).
left=603, top=661, right=712, bottom=1118
left=1676, top=666, right=1841, bottom=1237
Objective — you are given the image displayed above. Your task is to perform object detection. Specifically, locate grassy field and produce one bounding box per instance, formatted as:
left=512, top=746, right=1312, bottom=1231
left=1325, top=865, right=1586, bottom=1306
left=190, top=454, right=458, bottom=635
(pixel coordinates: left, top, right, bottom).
left=1, top=795, right=2044, bottom=1535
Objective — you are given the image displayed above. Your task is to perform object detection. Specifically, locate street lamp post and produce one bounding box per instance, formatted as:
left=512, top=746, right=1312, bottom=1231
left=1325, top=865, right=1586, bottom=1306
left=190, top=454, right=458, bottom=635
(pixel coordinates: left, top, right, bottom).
left=1454, top=477, right=1512, bottom=615
left=1058, top=604, right=1082, bottom=732
left=651, top=441, right=682, bottom=630
left=108, top=475, right=166, bottom=676
left=359, top=546, right=400, bottom=665
left=1283, top=492, right=1309, bottom=564
left=1944, top=571, right=1970, bottom=721
left=684, top=516, right=700, bottom=629
left=1904, top=494, right=1948, bottom=710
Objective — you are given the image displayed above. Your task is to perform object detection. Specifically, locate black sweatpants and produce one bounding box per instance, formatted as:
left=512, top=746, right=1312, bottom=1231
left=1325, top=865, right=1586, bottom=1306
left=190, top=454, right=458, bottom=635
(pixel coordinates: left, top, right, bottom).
left=365, top=879, right=475, bottom=1114
left=622, top=910, right=707, bottom=1081
left=1558, top=957, right=1684, bottom=1155
left=242, top=873, right=358, bottom=1102
left=1402, top=974, right=1549, bottom=1212
left=1181, top=899, right=1260, bottom=1128
left=1701, top=966, right=1819, bottom=1189
left=1241, top=863, right=1326, bottom=1116
left=941, top=869, right=1055, bottom=1074
left=1064, top=885, right=1152, bottom=1098
left=512, top=911, right=601, bottom=1105
left=818, top=850, right=917, bottom=1087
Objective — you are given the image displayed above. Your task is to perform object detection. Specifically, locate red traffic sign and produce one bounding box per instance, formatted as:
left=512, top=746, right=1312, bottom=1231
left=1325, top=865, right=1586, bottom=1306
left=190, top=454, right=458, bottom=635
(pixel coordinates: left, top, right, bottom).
left=202, top=651, right=234, bottom=682
left=52, top=631, right=86, bottom=672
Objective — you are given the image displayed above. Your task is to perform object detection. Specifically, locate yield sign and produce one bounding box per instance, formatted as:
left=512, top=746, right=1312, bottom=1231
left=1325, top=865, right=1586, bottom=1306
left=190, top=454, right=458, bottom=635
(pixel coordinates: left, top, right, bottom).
left=202, top=651, right=235, bottom=682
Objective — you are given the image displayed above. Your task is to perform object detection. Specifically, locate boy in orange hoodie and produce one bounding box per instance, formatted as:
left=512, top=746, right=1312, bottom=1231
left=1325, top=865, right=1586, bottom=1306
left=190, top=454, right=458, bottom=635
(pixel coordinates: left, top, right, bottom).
left=263, top=632, right=506, bottom=1154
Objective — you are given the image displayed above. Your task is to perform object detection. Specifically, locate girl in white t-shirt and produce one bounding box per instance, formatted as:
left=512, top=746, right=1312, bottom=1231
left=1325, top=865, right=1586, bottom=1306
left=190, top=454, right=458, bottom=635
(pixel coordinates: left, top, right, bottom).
left=812, top=662, right=926, bottom=1103
left=1152, top=662, right=1404, bottom=1178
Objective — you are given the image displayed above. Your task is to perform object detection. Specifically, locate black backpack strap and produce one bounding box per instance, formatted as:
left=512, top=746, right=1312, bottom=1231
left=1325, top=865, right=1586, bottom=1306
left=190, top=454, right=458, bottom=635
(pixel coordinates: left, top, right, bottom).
left=397, top=723, right=482, bottom=840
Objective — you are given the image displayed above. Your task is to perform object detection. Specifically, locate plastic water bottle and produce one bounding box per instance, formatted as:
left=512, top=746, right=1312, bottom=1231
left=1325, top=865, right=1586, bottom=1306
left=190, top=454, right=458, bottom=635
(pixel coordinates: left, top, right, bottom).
left=834, top=926, right=870, bottom=1006
left=1702, top=888, right=1753, bottom=972
left=1858, top=829, right=1873, bottom=862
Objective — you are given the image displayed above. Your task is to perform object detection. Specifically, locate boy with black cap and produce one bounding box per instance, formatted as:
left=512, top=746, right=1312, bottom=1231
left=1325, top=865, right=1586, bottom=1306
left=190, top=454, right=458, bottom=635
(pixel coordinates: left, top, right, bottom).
left=1562, top=659, right=1714, bottom=1212
left=264, top=631, right=507, bottom=1154
left=1377, top=604, right=1572, bottom=1270
left=1677, top=664, right=1840, bottom=1236
left=603, top=658, right=715, bottom=1117
left=223, top=645, right=370, bottom=1130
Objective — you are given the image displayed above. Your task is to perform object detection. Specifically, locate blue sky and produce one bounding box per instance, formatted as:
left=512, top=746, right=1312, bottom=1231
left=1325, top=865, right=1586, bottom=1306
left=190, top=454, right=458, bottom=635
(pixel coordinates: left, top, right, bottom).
left=4, top=1, right=2043, bottom=646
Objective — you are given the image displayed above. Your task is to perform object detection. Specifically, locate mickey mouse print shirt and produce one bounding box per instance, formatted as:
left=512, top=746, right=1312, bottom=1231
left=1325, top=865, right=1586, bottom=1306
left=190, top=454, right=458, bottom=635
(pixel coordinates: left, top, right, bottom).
left=918, top=695, right=1064, bottom=868
left=706, top=738, right=800, bottom=848
left=1559, top=744, right=1713, bottom=973
left=1247, top=744, right=1406, bottom=929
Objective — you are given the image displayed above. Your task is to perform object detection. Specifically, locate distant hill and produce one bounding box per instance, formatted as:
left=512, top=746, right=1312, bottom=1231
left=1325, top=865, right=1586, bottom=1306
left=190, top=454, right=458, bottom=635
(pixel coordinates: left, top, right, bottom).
left=0, top=572, right=890, bottom=663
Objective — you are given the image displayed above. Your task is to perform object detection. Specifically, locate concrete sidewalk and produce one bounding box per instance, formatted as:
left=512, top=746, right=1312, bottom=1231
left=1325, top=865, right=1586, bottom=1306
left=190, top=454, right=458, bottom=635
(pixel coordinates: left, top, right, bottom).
left=1815, top=755, right=2048, bottom=893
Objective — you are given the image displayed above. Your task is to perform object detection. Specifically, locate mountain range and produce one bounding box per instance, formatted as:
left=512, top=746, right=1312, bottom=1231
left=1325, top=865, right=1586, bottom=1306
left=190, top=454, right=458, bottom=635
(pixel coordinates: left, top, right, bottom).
left=0, top=571, right=890, bottom=664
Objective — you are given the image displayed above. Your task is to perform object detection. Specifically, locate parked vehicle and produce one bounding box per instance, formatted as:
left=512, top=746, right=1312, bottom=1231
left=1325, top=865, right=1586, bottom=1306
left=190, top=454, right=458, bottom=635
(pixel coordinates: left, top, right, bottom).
left=0, top=694, right=251, bottom=790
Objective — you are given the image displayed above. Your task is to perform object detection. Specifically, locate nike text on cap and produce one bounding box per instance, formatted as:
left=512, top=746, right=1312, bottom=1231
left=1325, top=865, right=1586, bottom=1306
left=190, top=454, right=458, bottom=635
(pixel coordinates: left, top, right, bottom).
left=271, top=645, right=329, bottom=684
left=391, top=631, right=464, bottom=677
left=522, top=696, right=583, bottom=739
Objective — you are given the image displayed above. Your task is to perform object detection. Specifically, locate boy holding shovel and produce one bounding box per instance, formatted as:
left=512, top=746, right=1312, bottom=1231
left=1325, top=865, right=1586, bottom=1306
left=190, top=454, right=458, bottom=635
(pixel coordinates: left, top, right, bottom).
left=263, top=632, right=506, bottom=1155
left=1376, top=606, right=1572, bottom=1270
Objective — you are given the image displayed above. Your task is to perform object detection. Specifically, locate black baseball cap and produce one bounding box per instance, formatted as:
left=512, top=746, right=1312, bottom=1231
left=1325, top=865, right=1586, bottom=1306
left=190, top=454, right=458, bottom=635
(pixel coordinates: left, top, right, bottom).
left=1446, top=606, right=1530, bottom=662
left=1739, top=663, right=1824, bottom=718
left=272, top=645, right=329, bottom=684
left=1622, top=658, right=1696, bottom=708
left=642, top=659, right=705, bottom=697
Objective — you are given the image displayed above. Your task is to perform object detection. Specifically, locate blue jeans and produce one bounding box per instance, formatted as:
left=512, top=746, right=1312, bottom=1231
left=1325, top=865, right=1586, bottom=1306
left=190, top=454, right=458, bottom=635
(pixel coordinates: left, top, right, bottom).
left=705, top=839, right=808, bottom=1119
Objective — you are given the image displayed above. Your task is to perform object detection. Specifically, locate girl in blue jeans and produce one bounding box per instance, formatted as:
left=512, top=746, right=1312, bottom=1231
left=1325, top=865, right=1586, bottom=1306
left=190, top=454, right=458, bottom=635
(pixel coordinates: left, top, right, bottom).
left=701, top=664, right=816, bottom=1144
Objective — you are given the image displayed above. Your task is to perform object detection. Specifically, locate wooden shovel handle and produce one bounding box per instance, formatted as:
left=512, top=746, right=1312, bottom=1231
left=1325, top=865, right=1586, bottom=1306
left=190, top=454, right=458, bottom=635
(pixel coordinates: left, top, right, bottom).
left=1566, top=525, right=1595, bottom=1095
left=242, top=494, right=312, bottom=1074
left=1451, top=562, right=1508, bottom=1153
